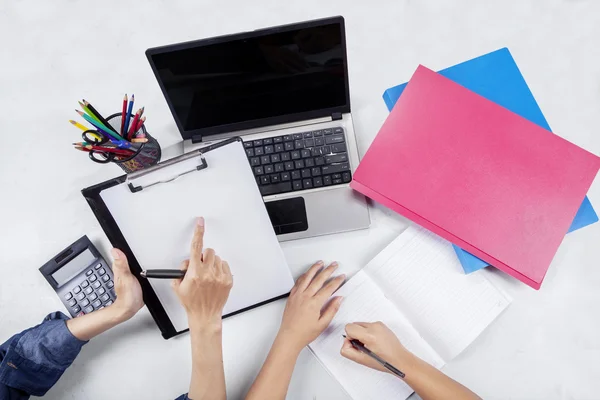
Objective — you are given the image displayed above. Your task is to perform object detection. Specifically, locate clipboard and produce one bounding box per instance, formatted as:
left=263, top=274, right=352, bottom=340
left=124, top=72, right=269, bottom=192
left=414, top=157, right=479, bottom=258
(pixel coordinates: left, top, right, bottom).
left=82, top=137, right=295, bottom=339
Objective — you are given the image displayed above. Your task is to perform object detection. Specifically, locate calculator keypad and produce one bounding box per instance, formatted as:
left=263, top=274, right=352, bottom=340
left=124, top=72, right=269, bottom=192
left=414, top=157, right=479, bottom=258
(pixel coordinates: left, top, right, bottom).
left=63, top=265, right=116, bottom=317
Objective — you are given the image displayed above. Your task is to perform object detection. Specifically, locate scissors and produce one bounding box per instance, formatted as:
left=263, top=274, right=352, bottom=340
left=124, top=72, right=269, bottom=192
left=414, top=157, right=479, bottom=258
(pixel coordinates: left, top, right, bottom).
left=82, top=130, right=137, bottom=164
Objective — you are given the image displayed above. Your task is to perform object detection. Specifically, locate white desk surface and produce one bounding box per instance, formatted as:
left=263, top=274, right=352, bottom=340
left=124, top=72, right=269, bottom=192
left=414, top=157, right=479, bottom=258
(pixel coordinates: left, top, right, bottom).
left=1, top=1, right=599, bottom=399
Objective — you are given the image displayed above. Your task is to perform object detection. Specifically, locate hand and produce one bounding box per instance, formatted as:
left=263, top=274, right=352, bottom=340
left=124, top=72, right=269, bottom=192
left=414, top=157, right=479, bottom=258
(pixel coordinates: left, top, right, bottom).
left=277, top=261, right=345, bottom=351
left=172, top=217, right=233, bottom=330
left=341, top=321, right=415, bottom=374
left=110, top=248, right=144, bottom=322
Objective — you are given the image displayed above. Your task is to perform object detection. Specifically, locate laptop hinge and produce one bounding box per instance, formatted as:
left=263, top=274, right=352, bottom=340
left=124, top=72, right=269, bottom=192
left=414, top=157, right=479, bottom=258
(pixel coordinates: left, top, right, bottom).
left=331, top=112, right=343, bottom=121
left=191, top=134, right=203, bottom=144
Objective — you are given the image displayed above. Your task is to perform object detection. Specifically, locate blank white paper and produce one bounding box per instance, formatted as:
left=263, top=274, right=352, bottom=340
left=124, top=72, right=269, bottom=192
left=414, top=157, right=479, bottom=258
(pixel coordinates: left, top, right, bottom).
left=309, top=270, right=444, bottom=400
left=101, top=141, right=294, bottom=332
left=365, top=226, right=511, bottom=361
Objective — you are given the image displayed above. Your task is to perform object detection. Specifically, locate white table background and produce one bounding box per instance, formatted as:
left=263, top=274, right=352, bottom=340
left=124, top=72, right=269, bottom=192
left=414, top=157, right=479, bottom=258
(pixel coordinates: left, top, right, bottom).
left=1, top=0, right=599, bottom=399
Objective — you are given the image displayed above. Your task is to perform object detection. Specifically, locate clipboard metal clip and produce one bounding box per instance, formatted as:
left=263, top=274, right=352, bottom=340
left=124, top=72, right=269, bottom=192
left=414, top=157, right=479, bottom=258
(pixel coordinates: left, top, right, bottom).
left=126, top=150, right=208, bottom=193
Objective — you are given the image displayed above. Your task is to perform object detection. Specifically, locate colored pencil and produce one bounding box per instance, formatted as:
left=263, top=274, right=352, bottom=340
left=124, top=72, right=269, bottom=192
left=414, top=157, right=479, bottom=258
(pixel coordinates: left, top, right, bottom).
left=120, top=94, right=128, bottom=136
left=123, top=94, right=135, bottom=135
left=76, top=110, right=124, bottom=141
left=69, top=120, right=102, bottom=141
left=128, top=108, right=141, bottom=139
left=78, top=101, right=101, bottom=123
left=131, top=138, right=148, bottom=143
left=75, top=144, right=133, bottom=156
left=135, top=116, right=146, bottom=136
left=83, top=99, right=119, bottom=134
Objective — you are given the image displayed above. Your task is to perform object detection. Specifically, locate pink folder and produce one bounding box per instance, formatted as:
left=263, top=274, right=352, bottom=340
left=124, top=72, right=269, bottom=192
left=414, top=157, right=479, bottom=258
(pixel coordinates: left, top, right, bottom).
left=352, top=66, right=600, bottom=289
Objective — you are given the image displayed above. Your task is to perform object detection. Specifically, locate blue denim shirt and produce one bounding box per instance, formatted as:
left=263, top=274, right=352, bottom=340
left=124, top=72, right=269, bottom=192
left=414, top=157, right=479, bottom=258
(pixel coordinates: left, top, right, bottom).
left=0, top=312, right=190, bottom=399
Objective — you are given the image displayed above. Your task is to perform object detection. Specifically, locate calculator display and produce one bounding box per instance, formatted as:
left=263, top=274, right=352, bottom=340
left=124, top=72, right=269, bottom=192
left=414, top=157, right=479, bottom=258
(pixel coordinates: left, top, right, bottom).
left=52, top=249, right=96, bottom=286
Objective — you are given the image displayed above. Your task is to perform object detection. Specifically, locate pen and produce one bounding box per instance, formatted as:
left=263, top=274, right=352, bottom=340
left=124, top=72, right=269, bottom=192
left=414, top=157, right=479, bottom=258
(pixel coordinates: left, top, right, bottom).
left=140, top=269, right=186, bottom=279
left=342, top=335, right=406, bottom=379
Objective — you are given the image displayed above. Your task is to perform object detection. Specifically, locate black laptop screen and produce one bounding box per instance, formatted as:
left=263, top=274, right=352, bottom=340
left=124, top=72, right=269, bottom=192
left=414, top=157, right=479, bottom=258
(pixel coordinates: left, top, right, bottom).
left=148, top=20, right=349, bottom=136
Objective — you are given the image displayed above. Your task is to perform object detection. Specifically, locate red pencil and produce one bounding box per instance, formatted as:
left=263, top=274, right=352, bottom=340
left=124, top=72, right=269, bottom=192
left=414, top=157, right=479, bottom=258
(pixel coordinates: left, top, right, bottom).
left=128, top=108, right=142, bottom=139
left=120, top=94, right=127, bottom=136
left=75, top=145, right=133, bottom=156
left=135, top=116, right=146, bottom=136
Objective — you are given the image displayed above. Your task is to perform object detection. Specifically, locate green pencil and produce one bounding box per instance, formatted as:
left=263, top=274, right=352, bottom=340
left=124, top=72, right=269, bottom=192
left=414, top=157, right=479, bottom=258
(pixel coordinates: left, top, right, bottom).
left=76, top=110, right=124, bottom=141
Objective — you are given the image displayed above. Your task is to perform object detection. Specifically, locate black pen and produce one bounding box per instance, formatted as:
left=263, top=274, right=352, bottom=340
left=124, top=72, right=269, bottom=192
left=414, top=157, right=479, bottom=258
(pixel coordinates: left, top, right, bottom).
left=342, top=335, right=406, bottom=379
left=140, top=269, right=186, bottom=279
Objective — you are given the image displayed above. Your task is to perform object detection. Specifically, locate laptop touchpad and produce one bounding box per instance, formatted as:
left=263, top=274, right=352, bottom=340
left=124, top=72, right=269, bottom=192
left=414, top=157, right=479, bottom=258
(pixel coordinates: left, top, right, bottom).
left=265, top=197, right=308, bottom=235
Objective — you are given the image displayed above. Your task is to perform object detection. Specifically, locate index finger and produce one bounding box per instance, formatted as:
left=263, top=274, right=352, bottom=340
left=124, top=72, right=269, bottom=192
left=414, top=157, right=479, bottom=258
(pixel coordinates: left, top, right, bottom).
left=190, top=217, right=205, bottom=261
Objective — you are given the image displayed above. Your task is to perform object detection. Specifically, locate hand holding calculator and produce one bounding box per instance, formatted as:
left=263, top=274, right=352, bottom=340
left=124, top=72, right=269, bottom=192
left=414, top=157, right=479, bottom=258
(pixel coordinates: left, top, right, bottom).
left=40, top=236, right=117, bottom=317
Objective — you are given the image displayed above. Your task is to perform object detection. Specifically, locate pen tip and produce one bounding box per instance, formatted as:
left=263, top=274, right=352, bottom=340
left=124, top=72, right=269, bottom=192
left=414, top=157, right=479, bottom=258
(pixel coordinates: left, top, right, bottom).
left=342, top=335, right=347, bottom=338
left=140, top=271, right=146, bottom=278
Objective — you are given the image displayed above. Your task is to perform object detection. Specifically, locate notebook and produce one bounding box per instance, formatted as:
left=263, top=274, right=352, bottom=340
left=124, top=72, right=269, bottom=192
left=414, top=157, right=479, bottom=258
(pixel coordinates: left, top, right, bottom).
left=309, top=226, right=511, bottom=400
left=382, top=48, right=598, bottom=274
left=352, top=65, right=600, bottom=289
left=88, top=138, right=295, bottom=337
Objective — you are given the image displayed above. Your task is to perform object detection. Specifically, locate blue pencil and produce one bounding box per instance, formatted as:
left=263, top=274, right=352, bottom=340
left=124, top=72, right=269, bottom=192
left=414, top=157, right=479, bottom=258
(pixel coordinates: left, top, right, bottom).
left=123, top=94, right=135, bottom=135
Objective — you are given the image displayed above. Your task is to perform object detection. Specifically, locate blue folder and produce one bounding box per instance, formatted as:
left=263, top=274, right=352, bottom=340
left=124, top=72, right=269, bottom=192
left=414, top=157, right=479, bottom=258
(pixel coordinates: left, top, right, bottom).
left=382, top=47, right=598, bottom=274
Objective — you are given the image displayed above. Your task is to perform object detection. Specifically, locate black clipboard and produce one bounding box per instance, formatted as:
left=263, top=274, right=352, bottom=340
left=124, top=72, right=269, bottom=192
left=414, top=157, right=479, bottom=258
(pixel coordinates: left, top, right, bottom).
left=82, top=137, right=289, bottom=339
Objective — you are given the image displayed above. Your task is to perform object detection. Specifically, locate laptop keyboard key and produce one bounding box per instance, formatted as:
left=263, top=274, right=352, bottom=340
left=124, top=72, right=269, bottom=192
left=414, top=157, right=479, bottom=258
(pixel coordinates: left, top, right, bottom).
left=291, top=171, right=301, bottom=180
left=304, top=138, right=315, bottom=147
left=325, top=154, right=349, bottom=164
left=315, top=157, right=325, bottom=166
left=315, top=137, right=325, bottom=146
left=342, top=172, right=352, bottom=183
left=313, top=130, right=324, bottom=136
left=284, top=142, right=294, bottom=151
left=263, top=138, right=273, bottom=145
left=274, top=144, right=284, bottom=153
left=322, top=145, right=332, bottom=154
left=281, top=152, right=291, bottom=161
left=274, top=136, right=283, bottom=143
left=264, top=145, right=274, bottom=154
left=321, top=163, right=350, bottom=175
left=292, top=180, right=303, bottom=190
left=244, top=141, right=253, bottom=148
left=255, top=147, right=264, bottom=155
left=294, top=140, right=304, bottom=149
left=245, top=148, right=254, bottom=157
left=271, top=154, right=281, bottom=163
left=302, top=179, right=313, bottom=189
left=253, top=140, right=263, bottom=146
left=313, top=177, right=323, bottom=187
left=301, top=149, right=311, bottom=158
left=323, top=129, right=333, bottom=135
left=284, top=161, right=294, bottom=171
left=259, top=183, right=291, bottom=195
left=311, top=148, right=322, bottom=157
left=303, top=132, right=313, bottom=138
left=264, top=165, right=274, bottom=174
left=294, top=160, right=305, bottom=169
left=304, top=158, right=315, bottom=167
left=274, top=163, right=284, bottom=172
left=323, top=175, right=332, bottom=186
left=270, top=174, right=281, bottom=183
left=254, top=166, right=264, bottom=175
left=283, top=135, right=293, bottom=142
left=260, top=176, right=270, bottom=185
left=261, top=156, right=270, bottom=165
left=311, top=167, right=322, bottom=176
left=281, top=172, right=290, bottom=181
left=334, top=127, right=344, bottom=134
left=331, top=143, right=346, bottom=153
left=293, top=133, right=303, bottom=140
left=291, top=151, right=301, bottom=160
left=301, top=169, right=311, bottom=179
left=250, top=157, right=260, bottom=166
left=325, top=135, right=345, bottom=145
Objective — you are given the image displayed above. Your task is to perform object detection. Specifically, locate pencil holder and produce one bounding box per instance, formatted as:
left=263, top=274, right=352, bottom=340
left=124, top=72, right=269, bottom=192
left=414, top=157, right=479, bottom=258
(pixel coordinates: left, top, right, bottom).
left=106, top=113, right=162, bottom=173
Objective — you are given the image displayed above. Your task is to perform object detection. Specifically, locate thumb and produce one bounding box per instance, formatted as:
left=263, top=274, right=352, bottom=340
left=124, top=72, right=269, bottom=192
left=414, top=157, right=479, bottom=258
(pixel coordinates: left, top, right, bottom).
left=111, top=248, right=130, bottom=275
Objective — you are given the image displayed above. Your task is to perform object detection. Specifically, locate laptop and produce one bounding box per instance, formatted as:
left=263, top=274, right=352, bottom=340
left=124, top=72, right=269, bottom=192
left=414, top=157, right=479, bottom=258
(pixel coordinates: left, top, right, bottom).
left=145, top=16, right=370, bottom=241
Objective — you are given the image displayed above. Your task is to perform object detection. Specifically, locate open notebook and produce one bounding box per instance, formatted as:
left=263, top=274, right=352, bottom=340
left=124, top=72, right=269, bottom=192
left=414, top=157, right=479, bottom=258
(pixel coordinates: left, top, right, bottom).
left=309, top=226, right=511, bottom=400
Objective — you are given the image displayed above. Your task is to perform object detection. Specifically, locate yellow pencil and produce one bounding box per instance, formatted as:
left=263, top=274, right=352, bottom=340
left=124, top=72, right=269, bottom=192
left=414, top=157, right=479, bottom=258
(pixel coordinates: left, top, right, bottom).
left=69, top=120, right=102, bottom=141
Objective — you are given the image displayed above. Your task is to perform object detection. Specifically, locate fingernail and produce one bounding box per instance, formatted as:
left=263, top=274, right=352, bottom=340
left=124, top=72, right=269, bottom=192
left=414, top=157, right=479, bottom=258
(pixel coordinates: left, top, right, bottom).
left=331, top=261, right=338, bottom=267
left=316, top=260, right=324, bottom=266
left=198, top=217, right=205, bottom=227
left=111, top=248, right=121, bottom=260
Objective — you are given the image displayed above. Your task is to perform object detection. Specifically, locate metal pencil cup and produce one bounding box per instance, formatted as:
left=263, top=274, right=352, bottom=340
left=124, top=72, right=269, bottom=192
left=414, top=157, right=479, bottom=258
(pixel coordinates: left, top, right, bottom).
left=105, top=112, right=161, bottom=174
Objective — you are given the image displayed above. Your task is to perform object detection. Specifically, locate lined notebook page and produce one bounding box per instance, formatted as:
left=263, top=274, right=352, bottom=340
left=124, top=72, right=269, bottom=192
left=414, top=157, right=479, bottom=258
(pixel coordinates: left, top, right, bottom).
left=365, top=226, right=511, bottom=361
left=309, top=270, right=444, bottom=400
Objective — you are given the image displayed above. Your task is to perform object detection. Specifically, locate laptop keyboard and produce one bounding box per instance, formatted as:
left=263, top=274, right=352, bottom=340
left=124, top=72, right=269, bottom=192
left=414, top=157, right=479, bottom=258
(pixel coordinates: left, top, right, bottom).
left=244, top=127, right=352, bottom=196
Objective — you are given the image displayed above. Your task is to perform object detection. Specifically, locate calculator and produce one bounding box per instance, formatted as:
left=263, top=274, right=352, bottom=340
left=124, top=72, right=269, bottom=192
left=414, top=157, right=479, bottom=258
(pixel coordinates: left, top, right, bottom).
left=39, top=235, right=117, bottom=317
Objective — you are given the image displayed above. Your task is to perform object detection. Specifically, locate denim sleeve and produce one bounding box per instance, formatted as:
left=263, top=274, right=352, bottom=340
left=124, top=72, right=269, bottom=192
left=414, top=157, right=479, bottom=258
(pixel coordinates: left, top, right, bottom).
left=175, top=394, right=190, bottom=400
left=0, top=312, right=87, bottom=397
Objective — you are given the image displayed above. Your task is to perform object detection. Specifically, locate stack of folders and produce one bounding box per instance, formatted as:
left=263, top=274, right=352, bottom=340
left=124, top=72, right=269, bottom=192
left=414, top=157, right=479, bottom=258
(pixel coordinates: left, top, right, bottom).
left=351, top=56, right=600, bottom=290
left=381, top=48, right=599, bottom=275
left=310, top=227, right=511, bottom=400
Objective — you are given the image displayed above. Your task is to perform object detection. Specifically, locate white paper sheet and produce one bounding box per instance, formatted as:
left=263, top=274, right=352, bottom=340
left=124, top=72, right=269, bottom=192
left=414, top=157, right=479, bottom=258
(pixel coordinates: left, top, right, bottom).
left=101, top=141, right=294, bottom=332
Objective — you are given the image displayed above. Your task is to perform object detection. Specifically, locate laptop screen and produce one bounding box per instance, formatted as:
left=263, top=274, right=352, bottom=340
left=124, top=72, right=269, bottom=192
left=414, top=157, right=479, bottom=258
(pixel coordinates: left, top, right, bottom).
left=147, top=18, right=350, bottom=139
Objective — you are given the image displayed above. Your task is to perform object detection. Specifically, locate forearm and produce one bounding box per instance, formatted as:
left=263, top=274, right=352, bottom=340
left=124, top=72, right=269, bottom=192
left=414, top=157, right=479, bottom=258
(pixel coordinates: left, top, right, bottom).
left=188, top=319, right=226, bottom=400
left=401, top=355, right=480, bottom=400
left=66, top=306, right=130, bottom=341
left=245, top=334, right=302, bottom=400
